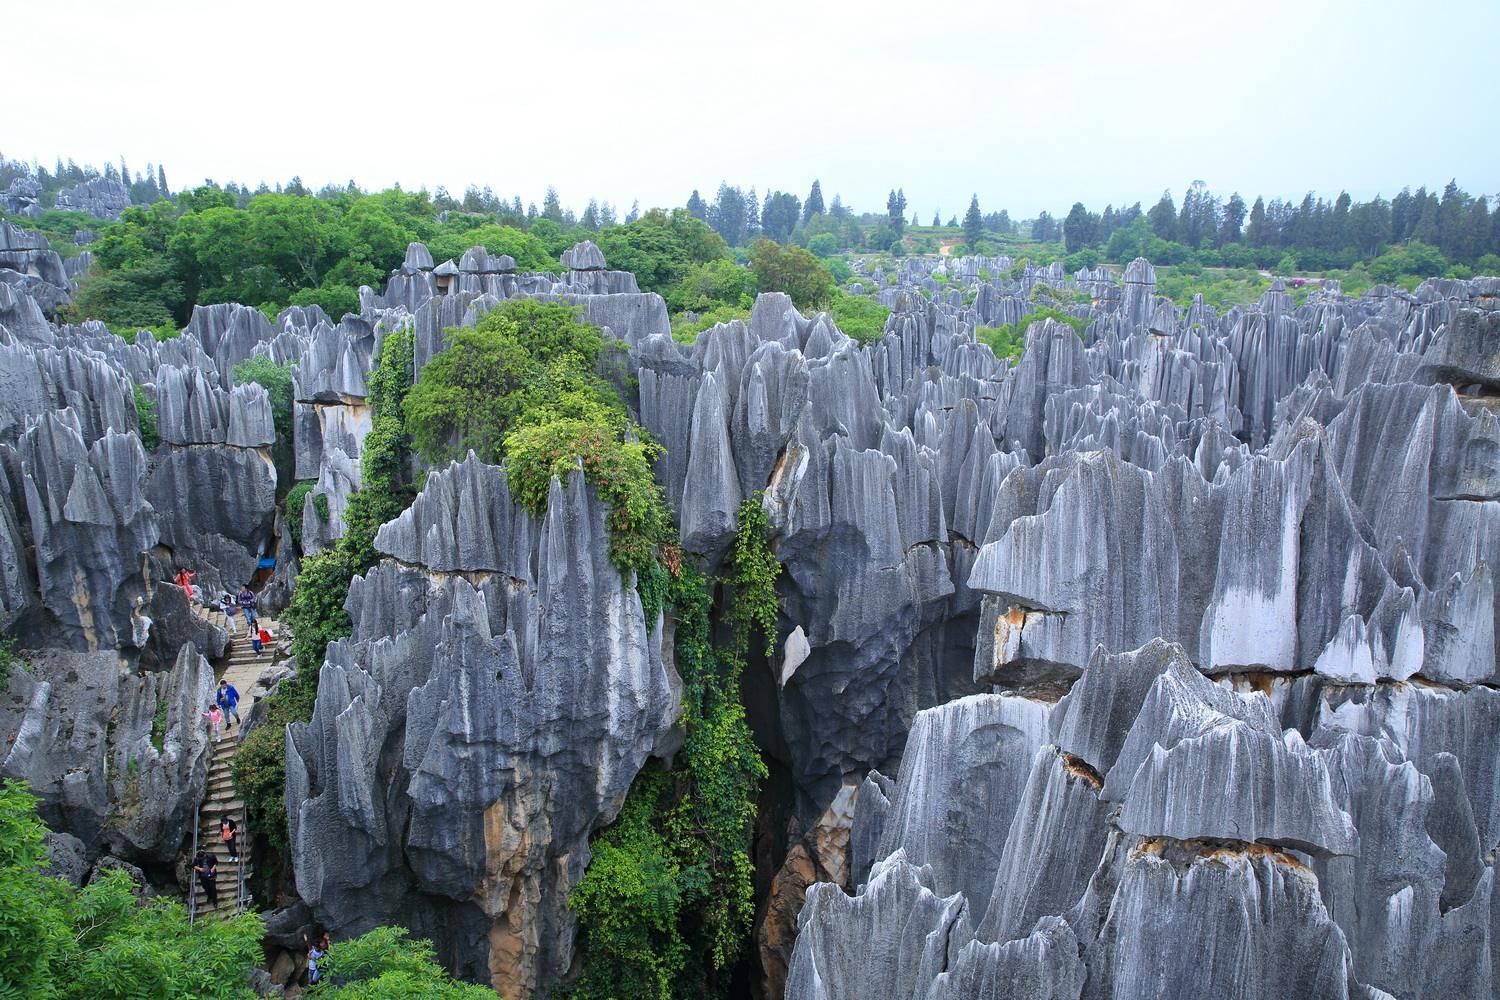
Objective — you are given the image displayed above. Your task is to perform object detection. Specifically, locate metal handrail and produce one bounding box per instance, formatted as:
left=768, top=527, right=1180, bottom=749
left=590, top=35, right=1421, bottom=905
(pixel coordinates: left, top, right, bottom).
left=188, top=800, right=200, bottom=926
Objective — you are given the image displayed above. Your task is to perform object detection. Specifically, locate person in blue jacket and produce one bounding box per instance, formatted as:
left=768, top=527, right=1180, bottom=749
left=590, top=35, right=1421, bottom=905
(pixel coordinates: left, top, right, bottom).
left=217, top=679, right=241, bottom=729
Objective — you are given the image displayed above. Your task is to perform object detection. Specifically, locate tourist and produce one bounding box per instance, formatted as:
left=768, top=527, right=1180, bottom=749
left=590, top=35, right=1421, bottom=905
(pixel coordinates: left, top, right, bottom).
left=220, top=815, right=240, bottom=863
left=219, top=592, right=238, bottom=632
left=193, top=850, right=218, bottom=908
left=305, top=931, right=331, bottom=984
left=203, top=703, right=223, bottom=743
left=253, top=625, right=273, bottom=656
left=237, top=585, right=258, bottom=628
left=174, top=567, right=196, bottom=605
left=217, top=679, right=241, bottom=728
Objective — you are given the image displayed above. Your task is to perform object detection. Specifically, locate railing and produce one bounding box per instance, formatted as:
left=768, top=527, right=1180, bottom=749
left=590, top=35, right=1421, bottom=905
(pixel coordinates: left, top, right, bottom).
left=188, top=800, right=200, bottom=926
left=235, top=804, right=249, bottom=914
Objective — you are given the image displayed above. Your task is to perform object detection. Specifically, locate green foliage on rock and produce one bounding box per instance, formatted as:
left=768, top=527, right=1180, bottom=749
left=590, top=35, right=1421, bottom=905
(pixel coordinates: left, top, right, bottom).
left=670, top=305, right=752, bottom=345
left=283, top=481, right=315, bottom=544
left=829, top=291, right=890, bottom=345
left=132, top=383, right=158, bottom=451
left=0, top=780, right=264, bottom=999
left=231, top=356, right=294, bottom=489
left=977, top=306, right=1088, bottom=363
left=410, top=300, right=672, bottom=578
left=308, top=926, right=493, bottom=999
left=564, top=497, right=776, bottom=999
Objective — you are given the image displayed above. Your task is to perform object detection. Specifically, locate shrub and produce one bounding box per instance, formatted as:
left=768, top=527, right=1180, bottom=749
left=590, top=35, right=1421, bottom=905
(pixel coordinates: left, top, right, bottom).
left=665, top=259, right=755, bottom=314
left=311, top=926, right=493, bottom=998
left=0, top=779, right=264, bottom=998
left=807, top=233, right=839, bottom=258
left=231, top=356, right=294, bottom=490
left=670, top=305, right=751, bottom=345
left=505, top=420, right=669, bottom=579
left=132, top=383, right=158, bottom=451
left=405, top=301, right=607, bottom=465
left=283, top=481, right=316, bottom=544
left=829, top=292, right=890, bottom=345
left=977, top=306, right=1087, bottom=362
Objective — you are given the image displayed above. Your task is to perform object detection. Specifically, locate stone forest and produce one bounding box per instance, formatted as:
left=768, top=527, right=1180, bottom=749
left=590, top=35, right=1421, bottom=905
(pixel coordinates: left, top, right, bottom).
left=2, top=155, right=1500, bottom=999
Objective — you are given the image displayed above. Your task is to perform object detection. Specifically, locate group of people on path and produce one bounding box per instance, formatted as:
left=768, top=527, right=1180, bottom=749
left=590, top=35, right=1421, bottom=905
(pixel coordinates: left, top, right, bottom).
left=219, top=585, right=274, bottom=653
left=189, top=815, right=239, bottom=909
left=203, top=679, right=241, bottom=742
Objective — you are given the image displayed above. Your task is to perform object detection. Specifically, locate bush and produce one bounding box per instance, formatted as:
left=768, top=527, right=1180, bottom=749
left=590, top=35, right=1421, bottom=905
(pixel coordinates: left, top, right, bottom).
left=748, top=238, right=834, bottom=311
left=231, top=356, right=294, bottom=490
left=670, top=305, right=751, bottom=345
left=0, top=779, right=264, bottom=998
left=977, top=306, right=1088, bottom=363
left=505, top=420, right=669, bottom=579
left=807, top=233, right=839, bottom=258
left=283, top=481, right=316, bottom=544
left=310, top=926, right=493, bottom=998
left=664, top=259, right=755, bottom=314
left=829, top=291, right=890, bottom=345
left=1369, top=241, right=1448, bottom=283
left=405, top=301, right=609, bottom=465
left=132, top=383, right=158, bottom=451
left=1477, top=253, right=1500, bottom=277
left=824, top=257, right=853, bottom=284
left=1063, top=247, right=1101, bottom=270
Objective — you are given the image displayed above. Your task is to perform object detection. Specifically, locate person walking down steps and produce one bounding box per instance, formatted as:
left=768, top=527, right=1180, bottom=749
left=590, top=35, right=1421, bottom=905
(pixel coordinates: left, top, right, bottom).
left=252, top=624, right=273, bottom=657
left=219, top=592, right=238, bottom=634
left=237, top=585, right=258, bottom=631
left=217, top=679, right=241, bottom=729
left=220, top=815, right=240, bottom=863
left=193, top=850, right=218, bottom=908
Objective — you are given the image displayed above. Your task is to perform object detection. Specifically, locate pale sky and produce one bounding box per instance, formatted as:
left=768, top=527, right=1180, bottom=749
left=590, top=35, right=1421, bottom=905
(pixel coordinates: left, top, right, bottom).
left=7, top=0, right=1497, bottom=219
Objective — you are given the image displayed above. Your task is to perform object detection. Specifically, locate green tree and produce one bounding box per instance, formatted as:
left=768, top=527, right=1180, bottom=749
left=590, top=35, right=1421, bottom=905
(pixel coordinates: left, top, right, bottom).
left=405, top=301, right=612, bottom=466
left=1148, top=190, right=1178, bottom=241
left=665, top=259, right=756, bottom=313
left=962, top=194, right=983, bottom=248
left=748, top=239, right=834, bottom=311
left=803, top=180, right=825, bottom=223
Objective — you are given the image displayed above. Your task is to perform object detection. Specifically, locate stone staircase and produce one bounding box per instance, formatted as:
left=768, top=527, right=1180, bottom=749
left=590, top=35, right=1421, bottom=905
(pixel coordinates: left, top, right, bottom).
left=189, top=605, right=286, bottom=918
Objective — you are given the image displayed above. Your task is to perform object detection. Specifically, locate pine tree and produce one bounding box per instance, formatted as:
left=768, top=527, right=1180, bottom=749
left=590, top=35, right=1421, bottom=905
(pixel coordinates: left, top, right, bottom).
left=542, top=186, right=564, bottom=223
left=804, top=180, right=824, bottom=222
left=581, top=199, right=601, bottom=230
left=932, top=210, right=941, bottom=227
left=963, top=194, right=983, bottom=248
left=686, top=189, right=707, bottom=220
left=1246, top=196, right=1269, bottom=246
left=746, top=188, right=760, bottom=235
left=1148, top=190, right=1177, bottom=242
left=626, top=200, right=640, bottom=224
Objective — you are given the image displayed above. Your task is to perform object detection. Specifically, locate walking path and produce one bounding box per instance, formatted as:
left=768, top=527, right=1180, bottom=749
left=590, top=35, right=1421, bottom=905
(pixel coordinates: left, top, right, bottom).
left=188, top=604, right=287, bottom=917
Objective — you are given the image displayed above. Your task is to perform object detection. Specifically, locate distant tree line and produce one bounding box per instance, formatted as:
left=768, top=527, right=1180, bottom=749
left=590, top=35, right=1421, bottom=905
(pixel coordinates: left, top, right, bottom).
left=1059, top=179, right=1500, bottom=276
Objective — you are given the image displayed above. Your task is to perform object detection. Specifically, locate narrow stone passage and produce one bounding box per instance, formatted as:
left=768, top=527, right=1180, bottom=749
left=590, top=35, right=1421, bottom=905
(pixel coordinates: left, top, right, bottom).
left=188, top=605, right=285, bottom=916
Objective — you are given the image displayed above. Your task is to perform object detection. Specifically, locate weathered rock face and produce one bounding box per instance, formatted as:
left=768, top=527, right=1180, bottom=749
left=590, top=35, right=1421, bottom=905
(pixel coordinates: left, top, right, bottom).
left=778, top=262, right=1500, bottom=999
left=52, top=176, right=132, bottom=220
left=286, top=456, right=680, bottom=996
left=1, top=643, right=216, bottom=865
